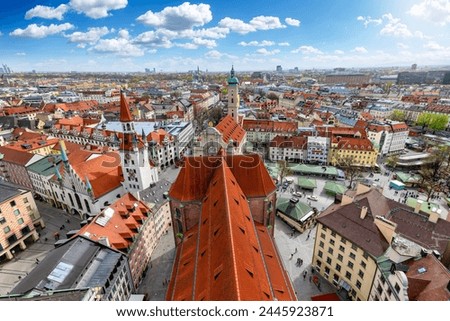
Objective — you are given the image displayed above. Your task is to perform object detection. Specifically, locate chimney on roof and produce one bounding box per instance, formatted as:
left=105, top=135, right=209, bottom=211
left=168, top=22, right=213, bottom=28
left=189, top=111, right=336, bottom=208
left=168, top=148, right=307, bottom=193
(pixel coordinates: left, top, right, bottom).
left=360, top=206, right=368, bottom=219
left=414, top=200, right=423, bottom=213
left=428, top=211, right=439, bottom=223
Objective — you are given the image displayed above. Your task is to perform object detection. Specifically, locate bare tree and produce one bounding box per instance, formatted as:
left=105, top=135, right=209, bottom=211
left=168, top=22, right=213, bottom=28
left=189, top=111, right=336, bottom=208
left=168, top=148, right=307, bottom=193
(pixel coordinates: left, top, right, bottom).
left=335, top=155, right=364, bottom=188
left=208, top=106, right=223, bottom=125
left=418, top=146, right=450, bottom=201
left=193, top=106, right=209, bottom=134
left=277, top=160, right=292, bottom=184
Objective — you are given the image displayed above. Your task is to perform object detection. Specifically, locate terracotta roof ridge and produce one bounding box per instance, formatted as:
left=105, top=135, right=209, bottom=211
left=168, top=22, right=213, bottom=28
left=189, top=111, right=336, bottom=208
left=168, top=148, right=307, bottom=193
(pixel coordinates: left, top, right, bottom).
left=191, top=203, right=204, bottom=300
left=220, top=161, right=241, bottom=300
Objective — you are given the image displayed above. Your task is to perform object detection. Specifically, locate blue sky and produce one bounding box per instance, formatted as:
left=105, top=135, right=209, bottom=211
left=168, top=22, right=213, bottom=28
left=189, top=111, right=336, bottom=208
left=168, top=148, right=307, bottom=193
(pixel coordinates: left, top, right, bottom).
left=1, top=0, right=450, bottom=72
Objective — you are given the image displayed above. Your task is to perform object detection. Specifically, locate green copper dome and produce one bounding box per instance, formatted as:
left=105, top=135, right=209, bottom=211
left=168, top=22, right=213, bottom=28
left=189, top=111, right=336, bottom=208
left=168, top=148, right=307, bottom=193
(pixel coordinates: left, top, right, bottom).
left=227, top=66, right=239, bottom=85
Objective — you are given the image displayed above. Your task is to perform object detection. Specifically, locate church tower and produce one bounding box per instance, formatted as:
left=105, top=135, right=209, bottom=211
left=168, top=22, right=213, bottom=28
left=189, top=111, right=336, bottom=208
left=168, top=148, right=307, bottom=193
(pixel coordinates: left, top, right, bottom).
left=227, top=66, right=239, bottom=122
left=119, top=91, right=158, bottom=195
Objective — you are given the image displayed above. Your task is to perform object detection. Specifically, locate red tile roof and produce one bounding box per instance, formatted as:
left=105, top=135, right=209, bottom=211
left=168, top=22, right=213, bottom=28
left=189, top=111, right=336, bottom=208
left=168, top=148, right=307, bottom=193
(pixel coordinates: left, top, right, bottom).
left=335, top=137, right=374, bottom=151
left=71, top=152, right=123, bottom=198
left=147, top=129, right=173, bottom=145
left=2, top=106, right=39, bottom=116
left=43, top=100, right=98, bottom=113
left=406, top=254, right=450, bottom=301
left=215, top=115, right=246, bottom=145
left=77, top=193, right=150, bottom=250
left=0, top=146, right=37, bottom=166
left=56, top=115, right=100, bottom=127
left=54, top=148, right=122, bottom=198
left=11, top=128, right=43, bottom=141
left=6, top=136, right=59, bottom=153
left=270, top=135, right=307, bottom=149
left=169, top=154, right=276, bottom=202
left=243, top=119, right=297, bottom=133
left=167, top=160, right=295, bottom=301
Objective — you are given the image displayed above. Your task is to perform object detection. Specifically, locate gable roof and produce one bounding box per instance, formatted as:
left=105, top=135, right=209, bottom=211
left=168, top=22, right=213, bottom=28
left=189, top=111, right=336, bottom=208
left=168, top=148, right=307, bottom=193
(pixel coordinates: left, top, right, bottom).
left=318, top=194, right=390, bottom=257
left=215, top=115, right=246, bottom=145
left=166, top=160, right=295, bottom=301
left=406, top=254, right=450, bottom=301
left=77, top=193, right=150, bottom=250
left=0, top=146, right=42, bottom=166
left=169, top=154, right=276, bottom=202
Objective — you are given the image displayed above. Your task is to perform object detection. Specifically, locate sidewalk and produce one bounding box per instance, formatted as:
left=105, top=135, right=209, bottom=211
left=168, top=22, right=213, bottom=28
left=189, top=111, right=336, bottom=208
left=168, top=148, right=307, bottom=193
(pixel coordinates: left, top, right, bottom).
left=137, top=228, right=176, bottom=300
left=273, top=216, right=338, bottom=300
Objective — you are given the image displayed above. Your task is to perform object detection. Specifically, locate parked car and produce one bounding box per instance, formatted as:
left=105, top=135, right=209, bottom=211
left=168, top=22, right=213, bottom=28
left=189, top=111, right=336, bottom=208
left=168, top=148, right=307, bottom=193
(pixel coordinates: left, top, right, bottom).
left=307, top=195, right=318, bottom=201
left=292, top=192, right=302, bottom=197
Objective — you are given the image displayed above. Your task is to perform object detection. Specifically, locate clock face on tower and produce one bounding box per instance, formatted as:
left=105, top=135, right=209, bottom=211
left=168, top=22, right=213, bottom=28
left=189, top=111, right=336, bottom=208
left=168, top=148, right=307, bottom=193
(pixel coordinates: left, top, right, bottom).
left=125, top=152, right=131, bottom=160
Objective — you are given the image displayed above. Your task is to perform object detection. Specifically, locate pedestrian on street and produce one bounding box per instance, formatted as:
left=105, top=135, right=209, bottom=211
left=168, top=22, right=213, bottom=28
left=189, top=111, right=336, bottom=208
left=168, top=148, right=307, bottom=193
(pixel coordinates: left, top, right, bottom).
left=294, top=247, right=297, bottom=253
left=290, top=253, right=294, bottom=260
left=303, top=271, right=307, bottom=280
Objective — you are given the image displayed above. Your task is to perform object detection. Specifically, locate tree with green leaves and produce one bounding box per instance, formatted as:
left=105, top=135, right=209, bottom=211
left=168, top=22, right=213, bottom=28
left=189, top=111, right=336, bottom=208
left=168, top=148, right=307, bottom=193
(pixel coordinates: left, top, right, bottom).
left=416, top=112, right=448, bottom=131
left=390, top=110, right=406, bottom=122
left=386, top=154, right=399, bottom=169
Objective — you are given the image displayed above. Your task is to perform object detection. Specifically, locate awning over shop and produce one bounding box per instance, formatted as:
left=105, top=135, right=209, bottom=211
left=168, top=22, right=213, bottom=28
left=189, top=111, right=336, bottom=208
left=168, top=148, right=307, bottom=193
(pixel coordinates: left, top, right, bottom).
left=324, top=181, right=347, bottom=195
left=297, top=177, right=317, bottom=190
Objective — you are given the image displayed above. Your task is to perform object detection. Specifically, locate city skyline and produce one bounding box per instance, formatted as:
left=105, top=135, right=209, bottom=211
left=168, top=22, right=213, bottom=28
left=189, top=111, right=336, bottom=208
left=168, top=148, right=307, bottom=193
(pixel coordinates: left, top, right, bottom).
left=1, top=0, right=450, bottom=72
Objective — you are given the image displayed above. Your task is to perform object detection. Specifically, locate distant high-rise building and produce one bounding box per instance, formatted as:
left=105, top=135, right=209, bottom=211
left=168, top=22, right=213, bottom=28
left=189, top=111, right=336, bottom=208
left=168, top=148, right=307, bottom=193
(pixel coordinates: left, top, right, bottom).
left=411, top=63, right=417, bottom=70
left=2, top=64, right=11, bottom=74
left=276, top=65, right=283, bottom=73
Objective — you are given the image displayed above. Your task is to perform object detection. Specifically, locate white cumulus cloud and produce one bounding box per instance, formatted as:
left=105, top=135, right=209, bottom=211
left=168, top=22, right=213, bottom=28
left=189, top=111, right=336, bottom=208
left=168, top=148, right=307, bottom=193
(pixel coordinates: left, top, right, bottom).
left=136, top=2, right=212, bottom=31
left=10, top=23, right=74, bottom=38
left=92, top=36, right=144, bottom=56
left=424, top=41, right=446, bottom=50
left=356, top=15, right=382, bottom=27
left=218, top=15, right=285, bottom=34
left=250, top=16, right=285, bottom=30
left=409, top=0, right=450, bottom=26
left=204, top=50, right=237, bottom=60
left=255, top=48, right=280, bottom=56
left=380, top=13, right=413, bottom=37
left=352, top=46, right=368, bottom=53
left=25, top=4, right=69, bottom=20
left=70, top=0, right=127, bottom=19
left=205, top=50, right=223, bottom=59
left=285, top=17, right=301, bottom=27
left=238, top=40, right=275, bottom=47
left=134, top=31, right=173, bottom=48
left=65, top=27, right=110, bottom=46
left=218, top=17, right=256, bottom=34
left=291, top=45, right=323, bottom=54
left=278, top=42, right=290, bottom=46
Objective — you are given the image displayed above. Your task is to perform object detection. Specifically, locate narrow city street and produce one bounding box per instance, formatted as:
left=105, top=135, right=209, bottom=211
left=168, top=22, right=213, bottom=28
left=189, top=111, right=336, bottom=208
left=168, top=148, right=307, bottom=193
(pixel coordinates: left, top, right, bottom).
left=0, top=200, right=81, bottom=295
